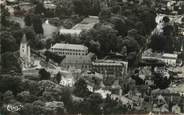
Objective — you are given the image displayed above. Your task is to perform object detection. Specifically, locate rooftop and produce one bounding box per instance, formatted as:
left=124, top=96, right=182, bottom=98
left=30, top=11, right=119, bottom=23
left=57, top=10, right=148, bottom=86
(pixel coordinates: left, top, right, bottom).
left=92, top=60, right=128, bottom=66
left=59, top=16, right=99, bottom=35
left=72, top=16, right=99, bottom=30
left=162, top=53, right=178, bottom=59
left=59, top=29, right=81, bottom=35
left=51, top=43, right=88, bottom=50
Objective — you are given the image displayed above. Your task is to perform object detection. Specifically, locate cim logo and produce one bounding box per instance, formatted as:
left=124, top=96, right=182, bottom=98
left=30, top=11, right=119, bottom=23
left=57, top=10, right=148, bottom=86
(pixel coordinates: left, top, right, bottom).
left=7, top=104, right=23, bottom=112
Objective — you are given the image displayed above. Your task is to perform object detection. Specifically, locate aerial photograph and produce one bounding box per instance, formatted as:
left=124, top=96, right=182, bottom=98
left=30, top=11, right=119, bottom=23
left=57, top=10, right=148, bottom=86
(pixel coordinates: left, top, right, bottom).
left=0, top=0, right=184, bottom=114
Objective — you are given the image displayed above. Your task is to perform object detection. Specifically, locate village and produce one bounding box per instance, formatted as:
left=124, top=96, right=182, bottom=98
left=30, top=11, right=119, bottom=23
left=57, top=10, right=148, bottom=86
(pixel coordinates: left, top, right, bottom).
left=0, top=0, right=184, bottom=115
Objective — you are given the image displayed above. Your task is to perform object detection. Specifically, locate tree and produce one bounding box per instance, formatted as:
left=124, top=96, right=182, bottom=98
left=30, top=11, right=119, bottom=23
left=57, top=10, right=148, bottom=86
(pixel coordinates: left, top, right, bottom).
left=90, top=0, right=101, bottom=16
left=44, top=51, right=65, bottom=65
left=17, top=91, right=32, bottom=103
left=32, top=15, right=43, bottom=35
left=55, top=0, right=73, bottom=18
left=23, top=27, right=36, bottom=41
left=150, top=17, right=175, bottom=53
left=21, top=79, right=40, bottom=96
left=60, top=87, right=73, bottom=112
left=110, top=16, right=128, bottom=37
left=137, top=6, right=156, bottom=34
left=73, top=0, right=91, bottom=16
left=24, top=15, right=32, bottom=26
left=32, top=100, right=46, bottom=115
left=44, top=101, right=64, bottom=115
left=99, top=8, right=111, bottom=21
left=39, top=69, right=51, bottom=80
left=153, top=72, right=171, bottom=89
left=0, top=5, right=10, bottom=26
left=103, top=76, right=116, bottom=86
left=1, top=52, right=21, bottom=73
left=88, top=40, right=101, bottom=54
left=73, top=78, right=90, bottom=97
left=3, top=90, right=15, bottom=103
left=55, top=72, right=61, bottom=84
left=80, top=26, right=121, bottom=58
left=34, top=2, right=45, bottom=15
left=86, top=93, right=103, bottom=114
left=0, top=32, right=19, bottom=54
left=0, top=75, right=22, bottom=94
left=19, top=103, right=34, bottom=115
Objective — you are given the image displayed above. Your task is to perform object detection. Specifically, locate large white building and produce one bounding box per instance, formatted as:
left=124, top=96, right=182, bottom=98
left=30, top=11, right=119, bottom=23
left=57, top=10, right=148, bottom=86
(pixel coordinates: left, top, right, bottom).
left=59, top=16, right=99, bottom=37
left=91, top=60, right=128, bottom=77
left=50, top=43, right=93, bottom=69
left=51, top=43, right=88, bottom=56
left=142, top=49, right=178, bottom=66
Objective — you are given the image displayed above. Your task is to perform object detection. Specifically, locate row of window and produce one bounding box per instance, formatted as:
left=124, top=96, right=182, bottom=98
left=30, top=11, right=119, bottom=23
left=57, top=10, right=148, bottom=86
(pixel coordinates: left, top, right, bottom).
left=56, top=52, right=87, bottom=55
left=61, top=64, right=90, bottom=69
left=52, top=48, right=87, bottom=52
left=92, top=67, right=122, bottom=72
left=92, top=65, right=122, bottom=68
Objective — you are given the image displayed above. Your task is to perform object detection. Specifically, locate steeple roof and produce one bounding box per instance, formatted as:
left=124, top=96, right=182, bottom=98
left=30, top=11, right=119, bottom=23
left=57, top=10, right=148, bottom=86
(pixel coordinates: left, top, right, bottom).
left=21, top=34, right=27, bottom=43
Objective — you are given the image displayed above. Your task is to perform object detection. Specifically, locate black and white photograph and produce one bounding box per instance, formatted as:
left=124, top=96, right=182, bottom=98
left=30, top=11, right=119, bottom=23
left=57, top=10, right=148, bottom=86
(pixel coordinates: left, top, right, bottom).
left=0, top=0, right=184, bottom=114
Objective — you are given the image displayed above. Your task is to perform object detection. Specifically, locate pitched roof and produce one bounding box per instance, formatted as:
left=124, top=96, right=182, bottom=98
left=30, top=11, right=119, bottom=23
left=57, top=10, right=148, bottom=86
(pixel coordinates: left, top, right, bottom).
left=21, top=34, right=27, bottom=43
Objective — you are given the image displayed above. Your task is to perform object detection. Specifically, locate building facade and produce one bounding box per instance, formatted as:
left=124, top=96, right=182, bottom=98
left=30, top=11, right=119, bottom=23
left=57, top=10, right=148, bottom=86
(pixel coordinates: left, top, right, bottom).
left=50, top=43, right=93, bottom=70
left=161, top=53, right=178, bottom=66
left=142, top=50, right=178, bottom=66
left=91, top=60, right=128, bottom=77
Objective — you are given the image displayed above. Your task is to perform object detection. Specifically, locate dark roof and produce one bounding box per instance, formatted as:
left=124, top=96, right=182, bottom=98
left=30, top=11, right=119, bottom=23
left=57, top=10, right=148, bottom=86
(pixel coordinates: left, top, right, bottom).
left=21, top=34, right=27, bottom=43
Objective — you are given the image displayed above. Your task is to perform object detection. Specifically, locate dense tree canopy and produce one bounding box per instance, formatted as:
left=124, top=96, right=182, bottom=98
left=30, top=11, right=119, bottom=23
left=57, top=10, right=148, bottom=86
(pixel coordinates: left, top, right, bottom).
left=0, top=75, right=22, bottom=94
left=73, top=78, right=90, bottom=97
left=150, top=16, right=175, bottom=53
left=32, top=15, right=43, bottom=35
left=0, top=32, right=19, bottom=53
left=80, top=25, right=121, bottom=57
left=39, top=69, right=51, bottom=80
left=1, top=52, right=21, bottom=73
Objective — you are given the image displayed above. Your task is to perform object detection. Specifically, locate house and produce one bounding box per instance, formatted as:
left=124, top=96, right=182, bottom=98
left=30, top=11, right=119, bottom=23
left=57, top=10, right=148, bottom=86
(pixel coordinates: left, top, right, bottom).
left=87, top=84, right=94, bottom=92
left=111, top=94, right=133, bottom=106
left=94, top=88, right=111, bottom=99
left=142, top=49, right=178, bottom=66
left=82, top=71, right=103, bottom=80
left=60, top=77, right=75, bottom=87
left=44, top=0, right=56, bottom=9
left=91, top=60, right=128, bottom=77
left=50, top=43, right=94, bottom=70
left=161, top=53, right=178, bottom=66
left=59, top=70, right=75, bottom=87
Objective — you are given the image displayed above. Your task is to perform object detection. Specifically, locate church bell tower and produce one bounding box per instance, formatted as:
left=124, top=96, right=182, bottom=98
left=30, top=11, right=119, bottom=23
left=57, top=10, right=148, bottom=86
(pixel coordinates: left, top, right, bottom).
left=20, top=34, right=31, bottom=68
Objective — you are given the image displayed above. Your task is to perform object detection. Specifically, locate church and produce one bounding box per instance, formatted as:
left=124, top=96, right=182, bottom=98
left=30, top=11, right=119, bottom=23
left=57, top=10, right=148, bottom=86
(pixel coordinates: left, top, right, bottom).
left=19, top=34, right=31, bottom=68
